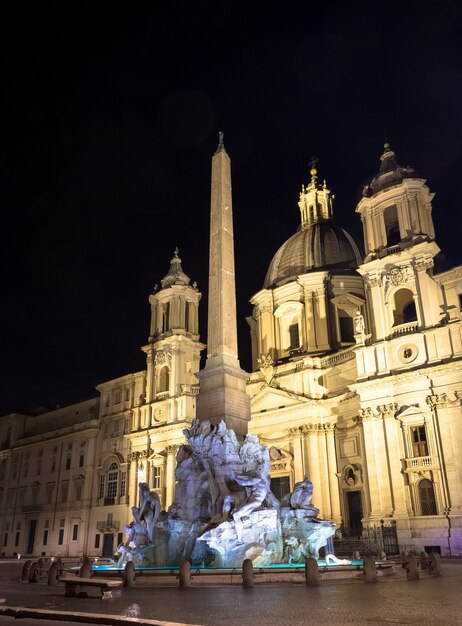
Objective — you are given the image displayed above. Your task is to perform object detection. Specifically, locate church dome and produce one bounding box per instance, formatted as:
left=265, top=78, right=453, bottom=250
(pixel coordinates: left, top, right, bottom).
left=264, top=220, right=362, bottom=288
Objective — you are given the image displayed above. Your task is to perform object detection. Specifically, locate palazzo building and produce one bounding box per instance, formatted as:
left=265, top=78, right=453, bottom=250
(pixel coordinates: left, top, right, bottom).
left=1, top=142, right=461, bottom=558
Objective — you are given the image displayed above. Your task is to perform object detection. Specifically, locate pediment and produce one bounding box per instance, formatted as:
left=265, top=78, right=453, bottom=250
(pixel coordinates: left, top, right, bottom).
left=251, top=385, right=306, bottom=411
left=395, top=404, right=424, bottom=422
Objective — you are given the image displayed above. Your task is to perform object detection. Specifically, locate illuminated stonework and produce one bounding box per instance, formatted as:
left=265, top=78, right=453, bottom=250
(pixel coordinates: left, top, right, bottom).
left=0, top=141, right=461, bottom=558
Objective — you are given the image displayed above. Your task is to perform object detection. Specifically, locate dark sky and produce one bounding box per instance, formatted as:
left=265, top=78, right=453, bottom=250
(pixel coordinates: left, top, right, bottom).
left=2, top=1, right=462, bottom=415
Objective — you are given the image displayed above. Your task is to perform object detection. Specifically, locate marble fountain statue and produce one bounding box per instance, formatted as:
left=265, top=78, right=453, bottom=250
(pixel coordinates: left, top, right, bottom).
left=115, top=418, right=339, bottom=569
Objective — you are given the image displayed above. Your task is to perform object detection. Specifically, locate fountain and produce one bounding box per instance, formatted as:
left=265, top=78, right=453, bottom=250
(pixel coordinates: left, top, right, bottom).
left=113, top=418, right=343, bottom=570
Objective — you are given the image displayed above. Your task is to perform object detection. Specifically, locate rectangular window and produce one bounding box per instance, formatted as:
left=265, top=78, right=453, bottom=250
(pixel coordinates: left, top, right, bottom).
left=51, top=458, right=56, bottom=472
left=75, top=485, right=82, bottom=500
left=411, top=426, right=428, bottom=457
left=58, top=529, right=64, bottom=545
left=289, top=323, right=300, bottom=349
left=72, top=524, right=78, bottom=541
left=120, top=471, right=126, bottom=497
left=123, top=419, right=130, bottom=434
left=43, top=530, right=48, bottom=546
left=14, top=532, right=20, bottom=546
left=65, top=457, right=71, bottom=470
left=3, top=533, right=8, bottom=547
left=339, top=313, right=354, bottom=343
left=61, top=484, right=68, bottom=503
left=95, top=534, right=100, bottom=549
left=152, top=466, right=162, bottom=490
left=270, top=475, right=291, bottom=501
left=47, top=485, right=54, bottom=504
left=79, top=455, right=84, bottom=468
left=99, top=475, right=105, bottom=499
left=37, top=460, right=42, bottom=475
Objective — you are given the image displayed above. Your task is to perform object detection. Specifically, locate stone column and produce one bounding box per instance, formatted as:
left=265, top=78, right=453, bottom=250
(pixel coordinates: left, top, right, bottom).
left=128, top=453, right=139, bottom=510
left=326, top=425, right=342, bottom=524
left=380, top=405, right=408, bottom=516
left=426, top=394, right=462, bottom=515
left=165, top=445, right=179, bottom=508
left=360, top=409, right=385, bottom=519
left=289, top=427, right=304, bottom=483
left=305, top=426, right=323, bottom=517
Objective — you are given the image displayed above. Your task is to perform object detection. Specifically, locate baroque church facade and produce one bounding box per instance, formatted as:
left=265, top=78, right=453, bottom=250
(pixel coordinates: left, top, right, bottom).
left=1, top=143, right=461, bottom=558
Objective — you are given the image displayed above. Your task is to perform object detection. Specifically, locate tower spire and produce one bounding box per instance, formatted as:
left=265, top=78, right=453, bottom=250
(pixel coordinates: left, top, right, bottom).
left=196, top=134, right=251, bottom=436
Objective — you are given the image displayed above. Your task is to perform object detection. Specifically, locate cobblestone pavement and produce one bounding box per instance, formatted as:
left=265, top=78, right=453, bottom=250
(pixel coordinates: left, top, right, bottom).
left=0, top=560, right=461, bottom=625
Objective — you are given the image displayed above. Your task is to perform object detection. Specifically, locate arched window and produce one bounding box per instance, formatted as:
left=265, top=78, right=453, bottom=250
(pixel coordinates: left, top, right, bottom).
left=384, top=205, right=400, bottom=247
left=162, top=303, right=170, bottom=333
left=403, top=301, right=417, bottom=323
left=184, top=301, right=190, bottom=331
left=392, top=288, right=416, bottom=326
left=418, top=478, right=437, bottom=515
left=158, top=366, right=170, bottom=393
left=99, top=460, right=126, bottom=503
left=107, top=462, right=119, bottom=499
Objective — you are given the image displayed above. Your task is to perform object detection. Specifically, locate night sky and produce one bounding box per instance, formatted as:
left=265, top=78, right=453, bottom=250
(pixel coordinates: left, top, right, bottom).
left=2, top=2, right=462, bottom=415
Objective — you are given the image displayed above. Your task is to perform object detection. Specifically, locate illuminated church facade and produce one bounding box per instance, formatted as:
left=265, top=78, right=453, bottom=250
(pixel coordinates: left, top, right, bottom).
left=1, top=143, right=461, bottom=558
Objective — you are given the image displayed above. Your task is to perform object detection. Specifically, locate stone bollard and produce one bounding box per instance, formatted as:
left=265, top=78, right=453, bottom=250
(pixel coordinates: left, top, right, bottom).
left=124, top=561, right=136, bottom=588
left=79, top=556, right=92, bottom=578
left=404, top=553, right=419, bottom=580
left=20, top=560, right=32, bottom=582
left=242, top=558, right=254, bottom=588
left=400, top=550, right=407, bottom=568
left=47, top=561, right=60, bottom=586
left=179, top=560, right=191, bottom=588
left=305, top=557, right=319, bottom=586
left=363, top=555, right=377, bottom=583
left=427, top=553, right=442, bottom=577
left=419, top=551, right=428, bottom=571
left=28, top=561, right=39, bottom=583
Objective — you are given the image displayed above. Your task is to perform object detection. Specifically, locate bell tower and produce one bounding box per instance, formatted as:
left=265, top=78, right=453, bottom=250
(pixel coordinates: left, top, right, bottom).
left=356, top=143, right=443, bottom=346
left=357, top=142, right=436, bottom=262
left=142, top=248, right=205, bottom=413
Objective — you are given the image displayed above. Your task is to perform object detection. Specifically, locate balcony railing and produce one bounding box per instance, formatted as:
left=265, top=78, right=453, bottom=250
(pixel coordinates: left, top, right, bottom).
left=21, top=504, right=42, bottom=513
left=404, top=456, right=436, bottom=471
left=389, top=321, right=419, bottom=339
left=97, top=520, right=120, bottom=532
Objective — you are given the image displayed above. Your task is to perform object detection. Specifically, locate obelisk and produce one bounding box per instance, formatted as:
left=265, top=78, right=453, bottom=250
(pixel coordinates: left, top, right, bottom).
left=196, top=132, right=251, bottom=437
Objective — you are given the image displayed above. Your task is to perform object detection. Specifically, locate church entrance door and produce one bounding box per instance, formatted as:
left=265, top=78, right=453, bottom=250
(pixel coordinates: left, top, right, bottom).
left=346, top=491, right=363, bottom=537
left=102, top=533, right=114, bottom=557
left=26, top=519, right=37, bottom=554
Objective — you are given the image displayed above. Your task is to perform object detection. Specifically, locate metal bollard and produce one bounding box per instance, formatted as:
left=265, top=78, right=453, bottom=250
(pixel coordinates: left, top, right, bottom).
left=363, top=555, right=377, bottom=583
left=242, top=558, right=254, bottom=588
left=305, top=557, right=319, bottom=586
left=124, top=561, right=136, bottom=587
left=179, top=560, right=191, bottom=588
